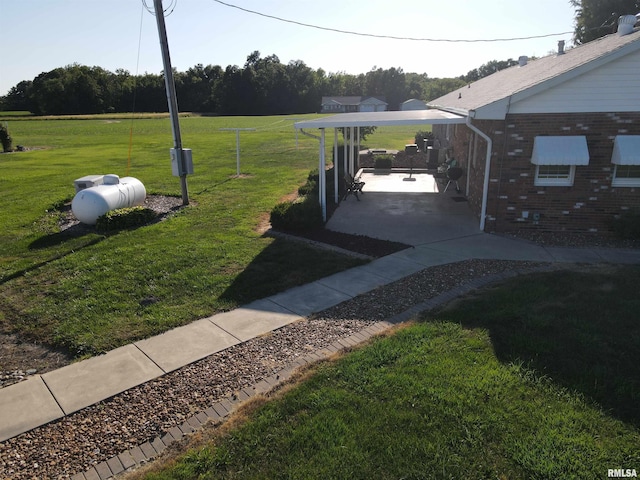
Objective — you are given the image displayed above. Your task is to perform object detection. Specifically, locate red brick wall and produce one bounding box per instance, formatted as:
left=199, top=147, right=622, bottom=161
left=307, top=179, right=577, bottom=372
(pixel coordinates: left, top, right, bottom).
left=435, top=113, right=640, bottom=235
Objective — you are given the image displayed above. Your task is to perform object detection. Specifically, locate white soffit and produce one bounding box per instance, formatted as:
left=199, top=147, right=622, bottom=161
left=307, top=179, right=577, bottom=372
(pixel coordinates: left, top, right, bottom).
left=294, top=110, right=466, bottom=129
left=612, top=135, right=640, bottom=165
left=531, top=136, right=590, bottom=165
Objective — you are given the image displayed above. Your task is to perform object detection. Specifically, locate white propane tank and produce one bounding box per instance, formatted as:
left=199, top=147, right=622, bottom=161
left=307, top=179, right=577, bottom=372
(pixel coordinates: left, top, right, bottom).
left=71, top=175, right=146, bottom=225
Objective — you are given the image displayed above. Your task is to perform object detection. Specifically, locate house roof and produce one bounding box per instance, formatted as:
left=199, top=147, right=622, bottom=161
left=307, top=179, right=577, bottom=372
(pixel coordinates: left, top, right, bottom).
left=428, top=27, right=640, bottom=119
left=321, top=96, right=363, bottom=106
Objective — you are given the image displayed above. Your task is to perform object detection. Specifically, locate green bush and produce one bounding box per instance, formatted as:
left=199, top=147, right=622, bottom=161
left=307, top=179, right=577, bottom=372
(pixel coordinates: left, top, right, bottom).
left=0, top=124, right=12, bottom=152
left=297, top=169, right=319, bottom=196
left=415, top=130, right=434, bottom=148
left=270, top=195, right=323, bottom=232
left=95, top=206, right=157, bottom=233
left=374, top=155, right=393, bottom=169
left=611, top=211, right=640, bottom=240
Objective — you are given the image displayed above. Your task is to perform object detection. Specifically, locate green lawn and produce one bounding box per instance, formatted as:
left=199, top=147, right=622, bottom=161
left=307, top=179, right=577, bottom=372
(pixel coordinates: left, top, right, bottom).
left=137, top=266, right=640, bottom=480
left=0, top=114, right=422, bottom=356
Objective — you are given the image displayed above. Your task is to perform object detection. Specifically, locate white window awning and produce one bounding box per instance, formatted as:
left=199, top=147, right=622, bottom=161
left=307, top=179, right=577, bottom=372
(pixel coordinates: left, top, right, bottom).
left=531, top=136, right=590, bottom=165
left=612, top=135, right=640, bottom=165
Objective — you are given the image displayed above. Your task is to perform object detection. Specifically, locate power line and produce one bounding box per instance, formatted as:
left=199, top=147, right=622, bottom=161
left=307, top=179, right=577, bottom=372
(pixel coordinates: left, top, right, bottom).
left=212, top=0, right=573, bottom=43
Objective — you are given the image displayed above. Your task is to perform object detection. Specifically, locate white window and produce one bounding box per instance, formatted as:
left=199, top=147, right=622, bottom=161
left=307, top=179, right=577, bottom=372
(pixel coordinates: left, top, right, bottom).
left=531, top=136, right=589, bottom=187
left=611, top=136, right=640, bottom=187
left=613, top=165, right=640, bottom=187
left=535, top=164, right=576, bottom=186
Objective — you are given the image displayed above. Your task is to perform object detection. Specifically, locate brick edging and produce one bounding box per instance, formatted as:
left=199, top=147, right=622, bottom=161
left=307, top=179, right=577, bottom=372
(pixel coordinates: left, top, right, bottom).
left=71, top=265, right=556, bottom=480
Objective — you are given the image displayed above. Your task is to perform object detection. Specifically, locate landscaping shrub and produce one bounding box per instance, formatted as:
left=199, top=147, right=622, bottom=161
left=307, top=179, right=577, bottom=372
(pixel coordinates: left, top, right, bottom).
left=95, top=206, right=157, bottom=233
left=611, top=210, right=640, bottom=240
left=374, top=155, right=393, bottom=169
left=270, top=195, right=323, bottom=232
left=0, top=124, right=12, bottom=152
left=297, top=169, right=319, bottom=196
left=415, top=130, right=434, bottom=149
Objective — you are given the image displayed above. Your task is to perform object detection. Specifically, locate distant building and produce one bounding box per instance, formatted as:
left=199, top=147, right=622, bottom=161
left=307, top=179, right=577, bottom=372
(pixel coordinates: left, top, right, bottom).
left=321, top=96, right=387, bottom=113
left=400, top=99, right=427, bottom=111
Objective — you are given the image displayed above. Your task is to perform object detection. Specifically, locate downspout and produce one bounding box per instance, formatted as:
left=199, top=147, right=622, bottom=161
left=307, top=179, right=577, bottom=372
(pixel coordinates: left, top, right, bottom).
left=465, top=115, right=492, bottom=231
left=319, top=128, right=326, bottom=222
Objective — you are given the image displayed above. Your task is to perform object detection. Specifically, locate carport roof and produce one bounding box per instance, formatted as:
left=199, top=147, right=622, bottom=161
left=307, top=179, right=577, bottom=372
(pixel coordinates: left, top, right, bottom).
left=294, top=109, right=466, bottom=129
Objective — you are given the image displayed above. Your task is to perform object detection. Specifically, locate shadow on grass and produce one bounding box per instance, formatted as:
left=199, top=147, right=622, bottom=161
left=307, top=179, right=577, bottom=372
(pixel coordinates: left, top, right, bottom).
left=219, top=236, right=366, bottom=306
left=428, top=265, right=640, bottom=428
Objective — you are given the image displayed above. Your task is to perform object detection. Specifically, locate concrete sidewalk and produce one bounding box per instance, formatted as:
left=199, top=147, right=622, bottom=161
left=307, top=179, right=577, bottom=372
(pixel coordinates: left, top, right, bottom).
left=2, top=232, right=640, bottom=442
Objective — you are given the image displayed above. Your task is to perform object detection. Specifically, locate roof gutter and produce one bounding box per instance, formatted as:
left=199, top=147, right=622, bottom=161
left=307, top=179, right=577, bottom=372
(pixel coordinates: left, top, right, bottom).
left=465, top=114, right=492, bottom=231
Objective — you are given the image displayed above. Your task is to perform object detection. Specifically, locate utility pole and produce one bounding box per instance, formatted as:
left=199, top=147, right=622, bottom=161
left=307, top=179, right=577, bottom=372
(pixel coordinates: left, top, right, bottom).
left=153, top=0, right=190, bottom=205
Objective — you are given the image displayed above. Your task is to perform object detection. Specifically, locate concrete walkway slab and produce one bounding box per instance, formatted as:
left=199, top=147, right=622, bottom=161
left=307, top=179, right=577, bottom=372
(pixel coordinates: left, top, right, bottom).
left=210, top=299, right=303, bottom=342
left=390, top=244, right=470, bottom=267
left=425, top=234, right=555, bottom=262
left=0, top=377, right=64, bottom=442
left=591, top=248, right=640, bottom=264
left=268, top=282, right=353, bottom=317
left=544, top=247, right=606, bottom=263
left=42, top=345, right=164, bottom=415
left=316, top=266, right=392, bottom=297
left=135, top=319, right=240, bottom=373
left=358, top=254, right=427, bottom=281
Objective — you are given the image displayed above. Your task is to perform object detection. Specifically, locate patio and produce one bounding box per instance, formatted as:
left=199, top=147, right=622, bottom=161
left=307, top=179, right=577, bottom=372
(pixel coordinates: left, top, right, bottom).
left=326, top=170, right=480, bottom=246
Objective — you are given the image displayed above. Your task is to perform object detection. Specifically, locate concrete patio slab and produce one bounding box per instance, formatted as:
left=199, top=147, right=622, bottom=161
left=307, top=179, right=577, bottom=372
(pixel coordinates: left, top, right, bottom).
left=359, top=170, right=439, bottom=193
left=42, top=345, right=164, bottom=415
left=0, top=377, right=65, bottom=442
left=268, top=282, right=353, bottom=317
left=316, top=266, right=392, bottom=297
left=210, top=299, right=303, bottom=342
left=135, top=319, right=241, bottom=373
left=326, top=172, right=480, bottom=247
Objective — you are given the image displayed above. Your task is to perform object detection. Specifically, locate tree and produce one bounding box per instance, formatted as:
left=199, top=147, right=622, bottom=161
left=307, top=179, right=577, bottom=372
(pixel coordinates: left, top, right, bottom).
left=571, top=0, right=640, bottom=44
left=461, top=59, right=520, bottom=83
left=2, top=80, right=33, bottom=111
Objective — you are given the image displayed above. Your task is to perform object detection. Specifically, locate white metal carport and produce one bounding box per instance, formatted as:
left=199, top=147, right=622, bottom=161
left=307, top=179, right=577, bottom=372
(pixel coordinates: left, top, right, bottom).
left=294, top=109, right=467, bottom=222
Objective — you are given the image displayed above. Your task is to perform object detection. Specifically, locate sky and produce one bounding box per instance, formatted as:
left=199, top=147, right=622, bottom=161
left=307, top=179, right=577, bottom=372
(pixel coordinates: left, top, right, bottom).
left=0, top=0, right=578, bottom=96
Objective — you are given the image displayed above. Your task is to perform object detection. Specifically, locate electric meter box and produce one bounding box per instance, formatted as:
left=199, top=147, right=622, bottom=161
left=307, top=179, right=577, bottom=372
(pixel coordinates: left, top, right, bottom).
left=170, top=148, right=194, bottom=176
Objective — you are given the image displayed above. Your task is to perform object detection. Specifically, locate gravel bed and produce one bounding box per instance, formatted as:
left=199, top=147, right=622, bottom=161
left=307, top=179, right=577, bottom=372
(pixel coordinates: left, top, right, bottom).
left=0, top=259, right=545, bottom=479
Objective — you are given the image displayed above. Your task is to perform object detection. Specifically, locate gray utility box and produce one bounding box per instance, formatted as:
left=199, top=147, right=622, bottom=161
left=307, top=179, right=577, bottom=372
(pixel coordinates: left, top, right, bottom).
left=74, top=175, right=105, bottom=193
left=170, top=148, right=194, bottom=177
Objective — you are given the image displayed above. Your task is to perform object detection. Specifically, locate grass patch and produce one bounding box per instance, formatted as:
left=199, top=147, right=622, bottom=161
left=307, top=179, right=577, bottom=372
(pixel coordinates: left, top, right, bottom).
left=0, top=114, right=367, bottom=355
left=137, top=267, right=640, bottom=479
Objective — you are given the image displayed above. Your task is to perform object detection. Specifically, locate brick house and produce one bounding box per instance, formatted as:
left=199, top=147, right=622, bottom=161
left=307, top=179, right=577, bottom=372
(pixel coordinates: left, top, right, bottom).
left=428, top=15, right=640, bottom=236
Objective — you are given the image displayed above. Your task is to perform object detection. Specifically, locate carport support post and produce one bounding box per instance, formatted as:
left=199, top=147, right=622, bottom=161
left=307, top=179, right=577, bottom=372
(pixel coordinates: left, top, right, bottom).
left=343, top=136, right=348, bottom=178
left=349, top=126, right=355, bottom=175
left=319, top=128, right=327, bottom=221
left=334, top=129, right=339, bottom=203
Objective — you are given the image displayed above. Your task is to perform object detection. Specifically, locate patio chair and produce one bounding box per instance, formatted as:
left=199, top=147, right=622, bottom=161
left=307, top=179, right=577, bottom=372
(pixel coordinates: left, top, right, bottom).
left=343, top=173, right=365, bottom=201
left=444, top=167, right=463, bottom=193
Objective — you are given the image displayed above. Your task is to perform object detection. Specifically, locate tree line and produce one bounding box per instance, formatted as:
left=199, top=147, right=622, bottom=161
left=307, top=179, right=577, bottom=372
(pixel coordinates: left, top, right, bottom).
left=2, top=0, right=635, bottom=116
left=1, top=51, right=484, bottom=116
